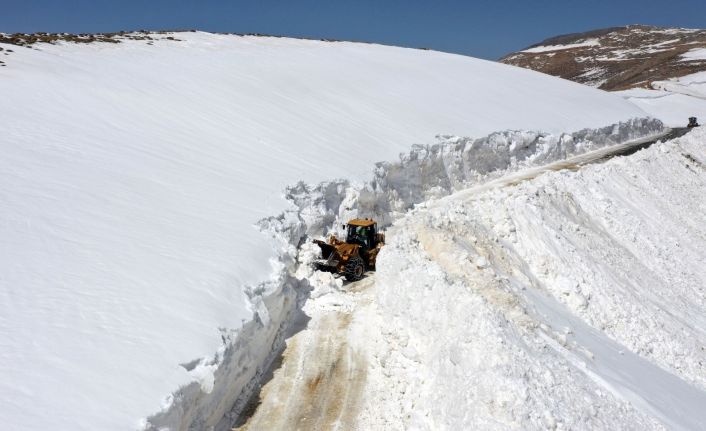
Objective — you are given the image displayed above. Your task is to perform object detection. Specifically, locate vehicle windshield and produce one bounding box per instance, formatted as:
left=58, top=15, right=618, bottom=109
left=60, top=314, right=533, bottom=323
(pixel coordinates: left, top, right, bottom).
left=346, top=224, right=370, bottom=247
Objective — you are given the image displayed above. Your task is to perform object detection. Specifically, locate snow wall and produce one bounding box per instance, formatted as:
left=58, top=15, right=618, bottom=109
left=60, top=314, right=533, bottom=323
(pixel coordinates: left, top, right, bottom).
left=144, top=117, right=663, bottom=430
left=369, top=127, right=706, bottom=430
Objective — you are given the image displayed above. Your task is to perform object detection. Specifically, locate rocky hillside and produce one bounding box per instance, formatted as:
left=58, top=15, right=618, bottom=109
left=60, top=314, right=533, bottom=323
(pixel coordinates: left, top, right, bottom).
left=500, top=25, right=706, bottom=91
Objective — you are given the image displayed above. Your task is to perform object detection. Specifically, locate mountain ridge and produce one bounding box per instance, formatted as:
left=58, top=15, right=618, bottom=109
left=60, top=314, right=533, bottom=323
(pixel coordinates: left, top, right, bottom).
left=501, top=24, right=706, bottom=91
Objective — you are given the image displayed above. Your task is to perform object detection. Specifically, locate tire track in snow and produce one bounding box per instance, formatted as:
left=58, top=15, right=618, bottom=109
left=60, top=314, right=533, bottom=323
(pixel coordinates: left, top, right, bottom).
left=234, top=278, right=373, bottom=431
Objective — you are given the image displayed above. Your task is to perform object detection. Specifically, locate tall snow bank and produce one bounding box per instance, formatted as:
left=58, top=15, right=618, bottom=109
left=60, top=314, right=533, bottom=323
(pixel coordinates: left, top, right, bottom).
left=275, top=119, right=663, bottom=243
left=365, top=225, right=666, bottom=430
left=356, top=118, right=664, bottom=226
left=0, top=31, right=652, bottom=430
left=366, top=127, right=706, bottom=429
left=145, top=119, right=664, bottom=429
left=477, top=129, right=706, bottom=391
left=142, top=118, right=665, bottom=429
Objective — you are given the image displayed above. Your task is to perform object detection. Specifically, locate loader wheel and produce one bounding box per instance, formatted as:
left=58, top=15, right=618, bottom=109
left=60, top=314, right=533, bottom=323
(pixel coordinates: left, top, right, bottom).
left=345, top=257, right=365, bottom=281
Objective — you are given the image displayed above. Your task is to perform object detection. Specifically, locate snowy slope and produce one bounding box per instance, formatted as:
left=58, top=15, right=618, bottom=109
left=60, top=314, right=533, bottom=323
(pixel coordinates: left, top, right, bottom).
left=616, top=71, right=706, bottom=127
left=0, top=32, right=651, bottom=430
left=362, top=128, right=706, bottom=430
left=497, top=24, right=706, bottom=127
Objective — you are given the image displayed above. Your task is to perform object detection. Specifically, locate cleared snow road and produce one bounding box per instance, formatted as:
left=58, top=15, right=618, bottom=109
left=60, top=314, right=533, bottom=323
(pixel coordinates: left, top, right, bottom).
left=234, top=277, right=375, bottom=431
left=232, top=126, right=701, bottom=430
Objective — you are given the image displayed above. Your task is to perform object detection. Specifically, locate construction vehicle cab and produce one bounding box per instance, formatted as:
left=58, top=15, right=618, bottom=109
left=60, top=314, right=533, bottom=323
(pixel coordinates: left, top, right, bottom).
left=346, top=220, right=375, bottom=251
left=314, top=218, right=385, bottom=281
left=688, top=117, right=700, bottom=128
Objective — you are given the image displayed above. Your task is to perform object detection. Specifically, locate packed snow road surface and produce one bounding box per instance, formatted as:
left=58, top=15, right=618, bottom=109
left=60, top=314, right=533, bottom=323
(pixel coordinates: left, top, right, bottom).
left=235, top=277, right=374, bottom=431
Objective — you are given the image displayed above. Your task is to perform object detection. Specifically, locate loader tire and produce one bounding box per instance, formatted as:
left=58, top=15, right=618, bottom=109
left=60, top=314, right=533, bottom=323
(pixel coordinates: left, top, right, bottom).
left=344, top=257, right=365, bottom=281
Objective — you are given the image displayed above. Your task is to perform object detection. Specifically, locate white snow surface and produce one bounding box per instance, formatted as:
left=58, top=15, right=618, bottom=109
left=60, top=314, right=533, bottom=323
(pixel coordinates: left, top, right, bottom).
left=651, top=71, right=706, bottom=101
left=680, top=47, right=706, bottom=61
left=361, top=127, right=706, bottom=430
left=522, top=39, right=600, bottom=53
left=618, top=88, right=706, bottom=126
left=0, top=31, right=653, bottom=430
left=618, top=71, right=706, bottom=127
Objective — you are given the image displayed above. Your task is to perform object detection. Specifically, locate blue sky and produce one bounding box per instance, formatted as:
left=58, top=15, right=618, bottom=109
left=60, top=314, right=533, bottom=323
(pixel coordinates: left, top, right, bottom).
left=2, top=0, right=705, bottom=59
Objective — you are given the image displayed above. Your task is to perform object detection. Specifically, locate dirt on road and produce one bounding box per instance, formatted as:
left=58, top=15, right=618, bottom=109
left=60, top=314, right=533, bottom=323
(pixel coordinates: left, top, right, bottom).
left=234, top=277, right=373, bottom=431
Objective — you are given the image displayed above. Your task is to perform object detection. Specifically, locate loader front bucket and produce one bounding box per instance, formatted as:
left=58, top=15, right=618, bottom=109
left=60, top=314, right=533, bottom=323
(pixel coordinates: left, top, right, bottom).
left=314, top=239, right=337, bottom=259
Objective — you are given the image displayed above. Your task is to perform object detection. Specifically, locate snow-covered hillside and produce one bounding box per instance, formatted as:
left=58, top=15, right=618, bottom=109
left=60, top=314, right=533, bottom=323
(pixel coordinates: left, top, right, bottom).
left=499, top=25, right=706, bottom=128
left=0, top=31, right=654, bottom=430
left=616, top=71, right=706, bottom=127
left=500, top=25, right=706, bottom=91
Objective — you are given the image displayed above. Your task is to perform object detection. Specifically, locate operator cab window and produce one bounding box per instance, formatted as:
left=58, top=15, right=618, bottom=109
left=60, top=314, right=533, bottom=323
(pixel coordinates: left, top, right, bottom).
left=347, top=225, right=371, bottom=248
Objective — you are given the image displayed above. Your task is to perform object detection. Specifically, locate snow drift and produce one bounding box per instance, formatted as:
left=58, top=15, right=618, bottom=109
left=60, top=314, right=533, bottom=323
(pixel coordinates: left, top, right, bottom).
left=0, top=31, right=655, bottom=430
left=364, top=127, right=706, bottom=430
